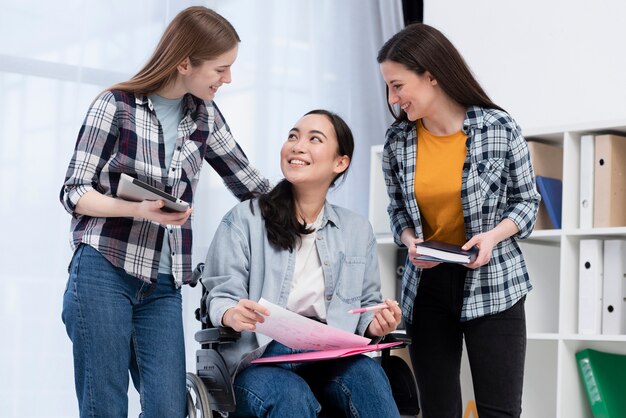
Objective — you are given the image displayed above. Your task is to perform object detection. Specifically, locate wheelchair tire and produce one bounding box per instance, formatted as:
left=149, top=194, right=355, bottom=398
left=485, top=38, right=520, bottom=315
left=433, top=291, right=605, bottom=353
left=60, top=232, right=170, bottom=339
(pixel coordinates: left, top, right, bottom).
left=186, top=372, right=213, bottom=418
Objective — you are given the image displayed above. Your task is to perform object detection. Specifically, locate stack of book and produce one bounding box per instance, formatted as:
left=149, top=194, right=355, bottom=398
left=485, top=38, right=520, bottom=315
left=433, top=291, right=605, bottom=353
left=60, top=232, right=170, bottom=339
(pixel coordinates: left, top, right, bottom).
left=414, top=240, right=478, bottom=264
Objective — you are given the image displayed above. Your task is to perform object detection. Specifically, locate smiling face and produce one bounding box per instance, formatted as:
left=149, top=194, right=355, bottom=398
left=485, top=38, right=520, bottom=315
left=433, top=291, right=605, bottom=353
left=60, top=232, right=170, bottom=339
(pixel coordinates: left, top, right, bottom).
left=178, top=45, right=238, bottom=101
left=379, top=60, right=437, bottom=122
left=280, top=114, right=350, bottom=190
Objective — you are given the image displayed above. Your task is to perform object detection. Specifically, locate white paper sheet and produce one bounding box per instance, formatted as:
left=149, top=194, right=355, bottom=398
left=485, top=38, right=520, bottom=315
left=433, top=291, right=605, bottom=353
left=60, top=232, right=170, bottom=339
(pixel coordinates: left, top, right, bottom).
left=254, top=298, right=371, bottom=350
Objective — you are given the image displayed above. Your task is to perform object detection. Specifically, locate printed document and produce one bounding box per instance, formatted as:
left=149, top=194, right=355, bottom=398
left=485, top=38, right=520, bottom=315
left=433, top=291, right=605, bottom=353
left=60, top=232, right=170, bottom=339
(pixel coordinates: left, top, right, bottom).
left=254, top=298, right=370, bottom=350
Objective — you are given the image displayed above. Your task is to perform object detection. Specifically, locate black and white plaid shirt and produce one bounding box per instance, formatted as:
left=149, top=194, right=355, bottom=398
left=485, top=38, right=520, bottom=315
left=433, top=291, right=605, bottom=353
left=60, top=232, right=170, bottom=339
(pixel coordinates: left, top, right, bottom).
left=60, top=90, right=270, bottom=285
left=382, top=106, right=540, bottom=322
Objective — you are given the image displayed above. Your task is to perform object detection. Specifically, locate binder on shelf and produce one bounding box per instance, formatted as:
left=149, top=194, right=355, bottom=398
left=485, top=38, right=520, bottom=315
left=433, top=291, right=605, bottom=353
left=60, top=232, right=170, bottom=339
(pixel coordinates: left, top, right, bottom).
left=576, top=349, right=626, bottom=418
left=536, top=176, right=562, bottom=229
left=579, top=134, right=595, bottom=229
left=593, top=134, right=626, bottom=228
left=578, top=239, right=603, bottom=335
left=527, top=141, right=563, bottom=230
left=602, top=240, right=626, bottom=335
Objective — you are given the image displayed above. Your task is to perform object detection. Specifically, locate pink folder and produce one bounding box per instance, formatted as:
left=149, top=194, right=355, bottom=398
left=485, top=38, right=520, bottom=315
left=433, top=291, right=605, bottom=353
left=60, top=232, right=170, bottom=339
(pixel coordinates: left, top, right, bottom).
left=251, top=341, right=404, bottom=364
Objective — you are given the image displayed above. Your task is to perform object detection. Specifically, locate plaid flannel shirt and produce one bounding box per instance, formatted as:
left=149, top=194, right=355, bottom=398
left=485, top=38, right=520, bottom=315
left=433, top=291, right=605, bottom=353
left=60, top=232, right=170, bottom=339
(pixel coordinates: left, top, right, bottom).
left=382, top=106, right=540, bottom=322
left=60, top=90, right=270, bottom=285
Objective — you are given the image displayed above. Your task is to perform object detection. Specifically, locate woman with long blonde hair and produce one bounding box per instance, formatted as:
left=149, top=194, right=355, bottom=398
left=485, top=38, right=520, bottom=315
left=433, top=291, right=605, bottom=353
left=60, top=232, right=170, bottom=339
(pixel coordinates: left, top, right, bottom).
left=60, top=7, right=269, bottom=417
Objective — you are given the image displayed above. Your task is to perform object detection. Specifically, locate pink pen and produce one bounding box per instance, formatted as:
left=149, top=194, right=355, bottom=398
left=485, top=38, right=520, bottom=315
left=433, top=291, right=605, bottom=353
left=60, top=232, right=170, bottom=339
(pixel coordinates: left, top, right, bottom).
left=348, top=301, right=398, bottom=314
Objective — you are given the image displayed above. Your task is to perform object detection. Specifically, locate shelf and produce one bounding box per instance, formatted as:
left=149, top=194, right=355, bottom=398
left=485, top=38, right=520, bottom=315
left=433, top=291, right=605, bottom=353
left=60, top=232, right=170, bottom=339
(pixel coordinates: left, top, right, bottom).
left=561, top=334, right=626, bottom=343
left=374, top=234, right=395, bottom=245
left=565, top=226, right=626, bottom=239
left=527, top=333, right=561, bottom=341
left=527, top=229, right=562, bottom=244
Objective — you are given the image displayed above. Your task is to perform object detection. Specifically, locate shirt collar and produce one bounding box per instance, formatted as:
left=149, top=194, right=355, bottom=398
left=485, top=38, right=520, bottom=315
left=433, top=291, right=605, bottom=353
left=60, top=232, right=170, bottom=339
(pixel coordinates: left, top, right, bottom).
left=321, top=201, right=341, bottom=229
left=462, top=105, right=486, bottom=134
left=136, top=93, right=200, bottom=115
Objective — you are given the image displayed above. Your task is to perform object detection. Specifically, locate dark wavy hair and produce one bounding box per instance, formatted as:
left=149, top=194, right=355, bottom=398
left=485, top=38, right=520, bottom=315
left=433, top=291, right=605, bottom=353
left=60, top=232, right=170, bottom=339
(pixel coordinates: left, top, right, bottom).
left=377, top=23, right=503, bottom=122
left=258, top=109, right=354, bottom=251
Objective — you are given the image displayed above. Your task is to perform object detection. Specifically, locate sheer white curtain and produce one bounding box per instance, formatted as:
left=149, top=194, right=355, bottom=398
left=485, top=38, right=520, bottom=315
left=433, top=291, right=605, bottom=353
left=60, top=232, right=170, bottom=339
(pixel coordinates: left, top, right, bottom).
left=0, top=1, right=402, bottom=416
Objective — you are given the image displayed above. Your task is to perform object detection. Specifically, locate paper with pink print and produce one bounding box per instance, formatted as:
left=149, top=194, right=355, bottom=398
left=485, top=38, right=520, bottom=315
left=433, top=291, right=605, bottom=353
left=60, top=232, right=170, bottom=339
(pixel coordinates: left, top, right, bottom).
left=254, top=298, right=371, bottom=350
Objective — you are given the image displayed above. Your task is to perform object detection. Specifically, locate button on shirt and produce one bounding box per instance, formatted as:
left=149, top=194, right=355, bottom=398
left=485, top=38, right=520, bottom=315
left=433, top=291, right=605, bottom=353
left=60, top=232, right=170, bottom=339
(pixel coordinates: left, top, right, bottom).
left=60, top=90, right=270, bottom=285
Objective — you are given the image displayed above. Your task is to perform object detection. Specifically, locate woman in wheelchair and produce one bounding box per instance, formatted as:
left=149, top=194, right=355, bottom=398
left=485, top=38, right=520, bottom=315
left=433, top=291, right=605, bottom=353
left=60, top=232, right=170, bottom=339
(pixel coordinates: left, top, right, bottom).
left=201, top=109, right=403, bottom=417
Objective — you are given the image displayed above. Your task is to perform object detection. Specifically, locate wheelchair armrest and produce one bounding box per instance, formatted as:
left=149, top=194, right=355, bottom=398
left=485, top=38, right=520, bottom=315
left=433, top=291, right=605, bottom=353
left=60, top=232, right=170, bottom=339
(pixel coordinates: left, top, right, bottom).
left=189, top=262, right=205, bottom=288
left=380, top=331, right=411, bottom=347
left=195, top=327, right=241, bottom=345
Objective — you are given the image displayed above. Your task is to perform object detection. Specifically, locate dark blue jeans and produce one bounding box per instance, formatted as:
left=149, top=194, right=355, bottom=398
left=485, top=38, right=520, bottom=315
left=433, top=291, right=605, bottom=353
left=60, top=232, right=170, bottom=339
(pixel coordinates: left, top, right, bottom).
left=406, top=263, right=526, bottom=418
left=232, top=340, right=401, bottom=418
left=62, top=244, right=186, bottom=418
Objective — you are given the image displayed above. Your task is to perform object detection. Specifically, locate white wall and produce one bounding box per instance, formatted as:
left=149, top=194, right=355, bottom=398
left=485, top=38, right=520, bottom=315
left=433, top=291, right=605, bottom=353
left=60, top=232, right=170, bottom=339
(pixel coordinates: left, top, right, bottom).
left=424, top=0, right=626, bottom=131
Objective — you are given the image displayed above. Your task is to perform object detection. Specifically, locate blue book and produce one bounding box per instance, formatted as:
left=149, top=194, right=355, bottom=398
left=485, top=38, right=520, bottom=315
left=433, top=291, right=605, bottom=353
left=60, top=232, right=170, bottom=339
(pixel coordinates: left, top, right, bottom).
left=536, top=176, right=562, bottom=229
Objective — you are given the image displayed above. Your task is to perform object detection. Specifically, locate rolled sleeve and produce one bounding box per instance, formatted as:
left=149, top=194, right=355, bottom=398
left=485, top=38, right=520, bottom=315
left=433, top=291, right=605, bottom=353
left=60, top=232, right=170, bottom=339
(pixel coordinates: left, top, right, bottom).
left=60, top=183, right=93, bottom=217
left=502, top=129, right=541, bottom=238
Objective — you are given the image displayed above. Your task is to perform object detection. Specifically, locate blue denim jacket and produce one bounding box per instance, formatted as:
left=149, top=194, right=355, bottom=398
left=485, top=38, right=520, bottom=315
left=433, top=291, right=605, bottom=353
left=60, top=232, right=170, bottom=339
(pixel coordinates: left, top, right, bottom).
left=202, top=199, right=382, bottom=376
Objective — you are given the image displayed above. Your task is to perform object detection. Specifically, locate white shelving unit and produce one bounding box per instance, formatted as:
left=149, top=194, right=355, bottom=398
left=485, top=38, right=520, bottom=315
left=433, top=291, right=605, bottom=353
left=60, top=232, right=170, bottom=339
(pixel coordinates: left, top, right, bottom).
left=368, top=120, right=626, bottom=418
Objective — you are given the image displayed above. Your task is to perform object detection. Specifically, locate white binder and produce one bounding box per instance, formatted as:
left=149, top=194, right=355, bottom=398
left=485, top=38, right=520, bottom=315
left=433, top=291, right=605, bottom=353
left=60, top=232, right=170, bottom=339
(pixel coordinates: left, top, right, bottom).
left=601, top=240, right=626, bottom=335
left=579, top=134, right=594, bottom=229
left=578, top=239, right=603, bottom=334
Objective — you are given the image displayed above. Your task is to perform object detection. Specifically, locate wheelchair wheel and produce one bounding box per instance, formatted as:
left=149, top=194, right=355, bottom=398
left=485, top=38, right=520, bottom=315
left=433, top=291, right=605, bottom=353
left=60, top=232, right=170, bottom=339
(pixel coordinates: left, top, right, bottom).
left=186, top=372, right=213, bottom=418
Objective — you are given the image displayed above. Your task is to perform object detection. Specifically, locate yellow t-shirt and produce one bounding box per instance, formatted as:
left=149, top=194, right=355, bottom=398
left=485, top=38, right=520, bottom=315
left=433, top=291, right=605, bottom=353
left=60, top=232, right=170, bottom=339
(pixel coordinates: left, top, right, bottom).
left=414, top=119, right=467, bottom=246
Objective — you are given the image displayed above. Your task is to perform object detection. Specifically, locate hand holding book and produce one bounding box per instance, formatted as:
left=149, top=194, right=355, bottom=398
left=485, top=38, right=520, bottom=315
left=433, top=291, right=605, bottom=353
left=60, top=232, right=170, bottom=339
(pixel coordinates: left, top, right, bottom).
left=414, top=240, right=478, bottom=264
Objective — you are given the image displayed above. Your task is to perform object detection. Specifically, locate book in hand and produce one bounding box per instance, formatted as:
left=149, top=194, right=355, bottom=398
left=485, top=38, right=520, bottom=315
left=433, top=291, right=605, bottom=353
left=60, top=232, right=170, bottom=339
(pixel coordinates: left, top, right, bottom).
left=117, top=173, right=189, bottom=212
left=414, top=240, right=478, bottom=264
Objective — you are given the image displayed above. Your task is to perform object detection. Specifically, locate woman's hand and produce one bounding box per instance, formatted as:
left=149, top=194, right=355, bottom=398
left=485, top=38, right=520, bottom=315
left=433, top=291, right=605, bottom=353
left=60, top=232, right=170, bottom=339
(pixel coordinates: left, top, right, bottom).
left=135, top=200, right=192, bottom=226
left=75, top=190, right=192, bottom=225
left=462, top=219, right=520, bottom=269
left=462, top=232, right=496, bottom=269
left=366, top=299, right=403, bottom=338
left=221, top=299, right=270, bottom=332
left=403, top=234, right=441, bottom=270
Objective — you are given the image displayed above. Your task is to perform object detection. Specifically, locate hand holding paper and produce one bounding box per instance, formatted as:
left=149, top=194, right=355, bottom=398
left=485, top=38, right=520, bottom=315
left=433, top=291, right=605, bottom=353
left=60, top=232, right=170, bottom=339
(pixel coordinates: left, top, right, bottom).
left=254, top=298, right=371, bottom=350
left=222, top=299, right=270, bottom=332
left=251, top=299, right=405, bottom=364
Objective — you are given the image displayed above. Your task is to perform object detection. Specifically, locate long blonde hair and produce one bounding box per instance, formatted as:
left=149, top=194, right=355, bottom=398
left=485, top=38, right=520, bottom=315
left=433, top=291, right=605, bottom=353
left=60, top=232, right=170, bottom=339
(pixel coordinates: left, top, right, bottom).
left=110, top=6, right=240, bottom=95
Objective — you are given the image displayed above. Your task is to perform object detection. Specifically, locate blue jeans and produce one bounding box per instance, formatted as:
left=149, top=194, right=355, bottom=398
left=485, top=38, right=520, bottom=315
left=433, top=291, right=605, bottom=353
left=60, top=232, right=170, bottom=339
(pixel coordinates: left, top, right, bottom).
left=232, top=341, right=400, bottom=418
left=62, top=244, right=186, bottom=418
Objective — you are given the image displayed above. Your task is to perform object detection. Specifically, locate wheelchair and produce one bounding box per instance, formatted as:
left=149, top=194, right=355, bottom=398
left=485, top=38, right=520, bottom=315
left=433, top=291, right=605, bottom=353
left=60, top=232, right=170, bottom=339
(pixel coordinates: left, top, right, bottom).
left=186, top=263, right=420, bottom=418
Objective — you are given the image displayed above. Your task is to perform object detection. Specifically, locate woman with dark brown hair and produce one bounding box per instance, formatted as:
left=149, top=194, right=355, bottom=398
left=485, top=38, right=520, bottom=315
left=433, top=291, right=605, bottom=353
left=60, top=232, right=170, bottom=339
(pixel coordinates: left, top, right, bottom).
left=202, top=110, right=402, bottom=417
left=60, top=6, right=269, bottom=417
left=378, top=23, right=540, bottom=418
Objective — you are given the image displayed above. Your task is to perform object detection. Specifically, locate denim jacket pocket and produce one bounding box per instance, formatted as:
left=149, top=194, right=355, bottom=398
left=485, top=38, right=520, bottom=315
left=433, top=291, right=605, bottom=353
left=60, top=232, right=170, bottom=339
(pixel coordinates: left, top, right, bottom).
left=334, top=255, right=366, bottom=307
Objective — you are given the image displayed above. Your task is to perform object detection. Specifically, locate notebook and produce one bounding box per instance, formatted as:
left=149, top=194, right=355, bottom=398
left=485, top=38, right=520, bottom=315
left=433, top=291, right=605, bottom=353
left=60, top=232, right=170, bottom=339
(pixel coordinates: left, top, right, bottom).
left=117, top=173, right=189, bottom=212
